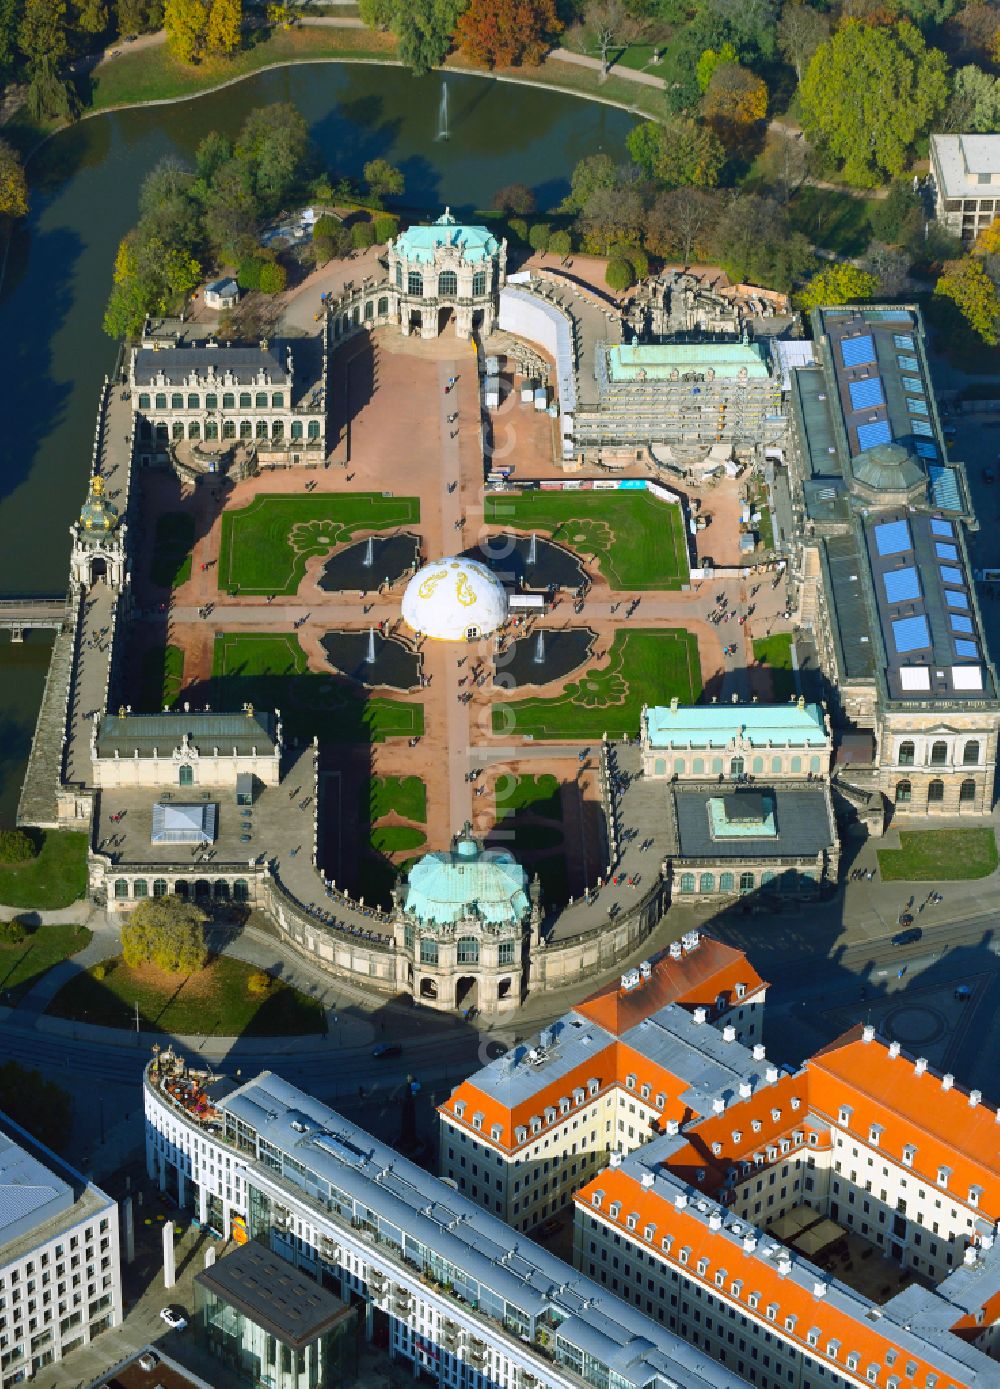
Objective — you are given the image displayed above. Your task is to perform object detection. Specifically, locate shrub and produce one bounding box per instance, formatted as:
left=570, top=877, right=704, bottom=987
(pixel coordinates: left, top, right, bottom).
left=0, top=829, right=36, bottom=864
left=528, top=222, right=551, bottom=252
left=548, top=228, right=572, bottom=255
left=617, top=244, right=649, bottom=279
left=373, top=214, right=398, bottom=243
left=121, top=896, right=208, bottom=975
left=236, top=257, right=263, bottom=291
left=247, top=970, right=272, bottom=995
left=605, top=258, right=635, bottom=291
left=351, top=221, right=377, bottom=250
left=0, top=918, right=26, bottom=945
left=508, top=217, right=529, bottom=243
left=258, top=261, right=287, bottom=294
left=92, top=961, right=107, bottom=981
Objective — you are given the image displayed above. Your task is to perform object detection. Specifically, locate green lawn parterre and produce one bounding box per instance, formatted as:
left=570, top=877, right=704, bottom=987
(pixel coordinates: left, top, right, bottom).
left=877, top=828, right=998, bottom=882
left=484, top=490, right=689, bottom=591
left=752, top=633, right=797, bottom=702
left=150, top=512, right=195, bottom=589
left=371, top=825, right=427, bottom=853
left=0, top=924, right=93, bottom=1006
left=46, top=954, right=326, bottom=1035
left=493, top=773, right=563, bottom=821
left=212, top=632, right=422, bottom=743
left=0, top=832, right=88, bottom=909
left=365, top=776, right=427, bottom=823
left=140, top=644, right=184, bottom=710
left=493, top=629, right=701, bottom=740
left=218, top=493, right=421, bottom=596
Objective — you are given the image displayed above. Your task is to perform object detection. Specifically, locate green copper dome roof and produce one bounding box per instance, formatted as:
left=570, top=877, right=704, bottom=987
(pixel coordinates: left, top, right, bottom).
left=78, top=475, right=119, bottom=534
left=403, top=826, right=530, bottom=927
left=394, top=209, right=500, bottom=266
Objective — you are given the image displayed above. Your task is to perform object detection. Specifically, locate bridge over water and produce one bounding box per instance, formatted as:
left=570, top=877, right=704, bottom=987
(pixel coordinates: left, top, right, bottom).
left=0, top=596, right=72, bottom=640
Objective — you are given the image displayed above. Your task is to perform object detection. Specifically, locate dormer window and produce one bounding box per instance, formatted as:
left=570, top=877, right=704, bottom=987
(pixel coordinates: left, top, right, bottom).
left=588, top=1078, right=600, bottom=1096
left=807, top=1329, right=820, bottom=1347
left=515, top=1125, right=527, bottom=1143
left=640, top=1083, right=651, bottom=1101
left=490, top=1124, right=503, bottom=1141
left=732, top=1278, right=743, bottom=1297
left=748, top=1292, right=760, bottom=1310
left=867, top=1365, right=879, bottom=1384
left=838, top=1105, right=853, bottom=1126
left=712, top=1142, right=723, bottom=1157
left=936, top=1166, right=951, bottom=1188
left=752, top=1119, right=762, bottom=1133
left=626, top=1213, right=638, bottom=1230
left=869, top=1125, right=883, bottom=1147
left=970, top=1185, right=983, bottom=1207
left=732, top=1129, right=743, bottom=1143
left=902, top=1144, right=916, bottom=1167
left=771, top=1108, right=782, bottom=1122
left=531, top=1117, right=541, bottom=1135
left=472, top=1112, right=484, bottom=1131
left=827, top=1341, right=840, bottom=1359
left=455, top=1101, right=466, bottom=1119
left=559, top=1097, right=570, bottom=1115
left=609, top=1201, right=621, bottom=1219
left=655, top=1092, right=666, bottom=1108
left=715, top=1270, right=727, bottom=1287
left=626, top=1074, right=637, bottom=1090
left=644, top=1223, right=656, bottom=1241
left=573, top=1088, right=585, bottom=1105
left=697, top=1256, right=709, bottom=1276
left=846, top=1354, right=859, bottom=1371
left=736, top=983, right=747, bottom=999
left=766, top=1303, right=778, bottom=1322
left=679, top=1246, right=691, bottom=1265
left=592, top=1190, right=604, bottom=1209
left=661, top=1234, right=674, bottom=1253
left=791, top=1097, right=801, bottom=1111
left=785, top=1315, right=797, bottom=1333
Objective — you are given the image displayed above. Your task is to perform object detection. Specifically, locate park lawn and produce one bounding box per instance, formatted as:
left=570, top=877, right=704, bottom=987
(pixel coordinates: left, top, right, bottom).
left=787, top=187, right=877, bottom=257
left=484, top=491, right=689, bottom=590
left=0, top=832, right=88, bottom=909
left=212, top=632, right=422, bottom=743
left=752, top=633, right=797, bottom=701
left=218, top=493, right=420, bottom=596
left=150, top=513, right=195, bottom=589
left=140, top=644, right=184, bottom=710
left=494, top=773, right=563, bottom=821
left=371, top=825, right=426, bottom=853
left=366, top=776, right=427, bottom=823
left=88, top=26, right=399, bottom=110
left=46, top=954, right=326, bottom=1035
left=877, top=828, right=998, bottom=882
left=0, top=924, right=92, bottom=1006
left=493, top=629, right=701, bottom=739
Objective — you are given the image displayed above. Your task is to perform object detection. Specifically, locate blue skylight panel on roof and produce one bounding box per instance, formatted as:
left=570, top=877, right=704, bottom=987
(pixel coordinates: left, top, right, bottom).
left=849, top=378, right=884, bottom=411
left=951, top=614, right=974, bottom=634
left=955, top=639, right=979, bottom=659
left=858, top=420, right=893, bottom=451
left=898, top=355, right=919, bottom=371
left=946, top=590, right=968, bottom=610
left=883, top=568, right=920, bottom=604
left=912, top=420, right=935, bottom=437
left=893, top=615, right=930, bottom=653
left=841, top=334, right=875, bottom=367
left=874, top=519, right=912, bottom=557
left=930, top=519, right=954, bottom=537
left=893, top=334, right=915, bottom=349
left=915, top=442, right=939, bottom=460
left=940, top=566, right=963, bottom=585
left=936, top=543, right=959, bottom=561
left=901, top=377, right=922, bottom=392
left=906, top=398, right=929, bottom=415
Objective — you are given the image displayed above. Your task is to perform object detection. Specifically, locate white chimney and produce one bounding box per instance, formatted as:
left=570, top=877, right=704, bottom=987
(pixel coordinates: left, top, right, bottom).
left=970, top=1090, right=982, bottom=1108
left=675, top=1194, right=688, bottom=1210
left=777, top=1257, right=792, bottom=1276
left=942, top=1073, right=954, bottom=1091
left=765, top=1065, right=779, bottom=1084
left=753, top=1044, right=766, bottom=1061
left=641, top=1172, right=655, bottom=1188
left=813, top=1282, right=827, bottom=1299
left=739, top=1082, right=753, bottom=1099
left=666, top=1119, right=680, bottom=1136
left=743, top=1235, right=757, bottom=1252
left=693, top=1007, right=708, bottom=1025
left=723, top=1025, right=737, bottom=1043
left=915, top=1058, right=928, bottom=1075
left=709, top=1213, right=722, bottom=1230
left=610, top=1152, right=622, bottom=1167
left=888, top=1041, right=901, bottom=1059
left=862, top=1025, right=875, bottom=1043
left=670, top=941, right=683, bottom=959
left=712, top=1097, right=726, bottom=1114
left=964, top=1245, right=977, bottom=1266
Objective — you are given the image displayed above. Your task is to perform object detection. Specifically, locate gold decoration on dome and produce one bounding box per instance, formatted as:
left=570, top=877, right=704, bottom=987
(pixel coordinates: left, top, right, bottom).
left=91, top=474, right=105, bottom=497
left=455, top=571, right=477, bottom=607
left=418, top=569, right=447, bottom=600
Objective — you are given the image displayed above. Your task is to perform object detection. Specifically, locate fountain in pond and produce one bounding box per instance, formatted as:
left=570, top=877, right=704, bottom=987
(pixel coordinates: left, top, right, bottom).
left=527, top=532, right=538, bottom=566
left=533, top=629, right=546, bottom=664
left=363, top=536, right=374, bottom=568
left=436, top=80, right=450, bottom=141
left=366, top=627, right=376, bottom=663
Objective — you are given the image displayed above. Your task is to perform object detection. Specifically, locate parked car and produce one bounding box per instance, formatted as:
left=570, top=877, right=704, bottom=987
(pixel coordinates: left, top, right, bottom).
left=372, top=1043, right=402, bottom=1059
left=159, top=1306, right=187, bottom=1330
left=891, top=926, right=922, bottom=946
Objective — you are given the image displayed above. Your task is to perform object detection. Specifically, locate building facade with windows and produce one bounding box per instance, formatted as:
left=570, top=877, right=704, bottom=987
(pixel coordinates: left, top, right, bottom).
left=0, top=1112, right=122, bottom=1385
left=930, top=134, right=1000, bottom=243
left=787, top=306, right=1000, bottom=821
left=143, top=1052, right=759, bottom=1389
left=437, top=934, right=770, bottom=1234
left=129, top=340, right=326, bottom=462
left=572, top=1024, right=1000, bottom=1389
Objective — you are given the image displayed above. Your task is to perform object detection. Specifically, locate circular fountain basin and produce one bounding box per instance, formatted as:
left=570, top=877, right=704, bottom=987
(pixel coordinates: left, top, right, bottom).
left=320, top=631, right=422, bottom=691
left=320, top=532, right=421, bottom=592
left=498, top=627, right=596, bottom=688
left=473, top=534, right=586, bottom=591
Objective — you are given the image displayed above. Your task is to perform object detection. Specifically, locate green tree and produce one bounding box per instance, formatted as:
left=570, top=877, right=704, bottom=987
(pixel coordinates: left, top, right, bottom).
left=163, top=0, right=208, bottom=60
left=0, top=828, right=36, bottom=861
left=313, top=213, right=350, bottom=262
left=373, top=213, right=398, bottom=241
left=869, top=179, right=922, bottom=244
left=528, top=221, right=550, bottom=251
left=0, top=140, right=27, bottom=219
left=577, top=180, right=645, bottom=253
left=235, top=102, right=310, bottom=212
left=796, top=263, right=880, bottom=311
left=935, top=257, right=1000, bottom=345
left=237, top=255, right=264, bottom=289
left=195, top=128, right=233, bottom=182
left=695, top=39, right=736, bottom=90
left=202, top=158, right=258, bottom=262
left=258, top=260, right=287, bottom=292
left=351, top=220, right=377, bottom=248
left=392, top=0, right=465, bottom=74
left=75, top=0, right=107, bottom=32
left=0, top=1063, right=72, bottom=1154
left=776, top=0, right=827, bottom=81
left=800, top=20, right=949, bottom=186
left=17, top=0, right=67, bottom=71
left=508, top=216, right=529, bottom=242
left=206, top=0, right=241, bottom=53
left=563, top=152, right=618, bottom=211
left=606, top=257, right=635, bottom=291
left=363, top=157, right=404, bottom=203
left=548, top=227, right=572, bottom=254
left=120, top=895, right=209, bottom=974
left=946, top=65, right=1000, bottom=133
left=627, top=116, right=724, bottom=188
left=492, top=182, right=535, bottom=215
left=0, top=0, right=23, bottom=87
left=0, top=917, right=27, bottom=943
left=358, top=0, right=392, bottom=25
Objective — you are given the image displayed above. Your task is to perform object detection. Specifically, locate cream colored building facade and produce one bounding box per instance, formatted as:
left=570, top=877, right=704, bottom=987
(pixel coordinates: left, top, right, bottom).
left=90, top=711, right=282, bottom=791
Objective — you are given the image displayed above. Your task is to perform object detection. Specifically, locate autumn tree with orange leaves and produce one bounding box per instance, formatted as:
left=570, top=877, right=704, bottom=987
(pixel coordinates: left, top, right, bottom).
left=455, top=0, right=562, bottom=69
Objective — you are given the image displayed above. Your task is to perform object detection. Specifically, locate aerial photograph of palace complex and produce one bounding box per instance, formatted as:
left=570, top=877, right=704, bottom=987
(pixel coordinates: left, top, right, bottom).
left=2, top=2, right=1000, bottom=1386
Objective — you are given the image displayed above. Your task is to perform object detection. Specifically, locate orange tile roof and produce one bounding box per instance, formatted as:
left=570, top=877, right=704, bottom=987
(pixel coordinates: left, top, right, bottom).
left=575, top=938, right=768, bottom=1036
left=575, top=1166, right=972, bottom=1389
left=807, top=1027, right=1000, bottom=1218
